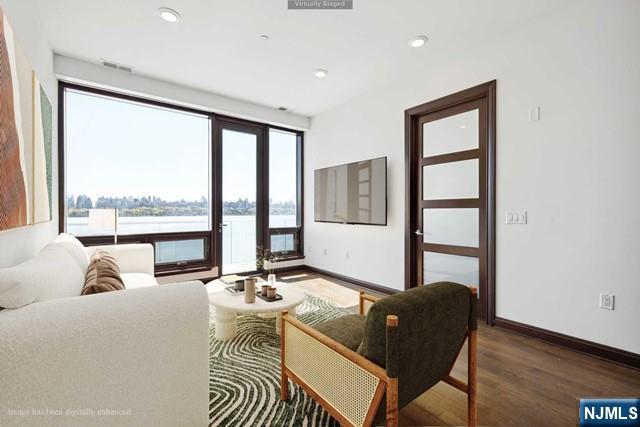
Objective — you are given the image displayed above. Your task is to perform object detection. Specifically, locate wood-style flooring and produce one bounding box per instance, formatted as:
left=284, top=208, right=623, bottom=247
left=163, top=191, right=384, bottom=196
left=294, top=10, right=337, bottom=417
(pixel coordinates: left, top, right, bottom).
left=277, top=270, right=640, bottom=426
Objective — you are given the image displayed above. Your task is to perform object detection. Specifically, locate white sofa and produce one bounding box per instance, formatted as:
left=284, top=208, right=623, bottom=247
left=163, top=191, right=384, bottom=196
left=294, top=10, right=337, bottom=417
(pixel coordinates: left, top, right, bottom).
left=0, top=235, right=210, bottom=426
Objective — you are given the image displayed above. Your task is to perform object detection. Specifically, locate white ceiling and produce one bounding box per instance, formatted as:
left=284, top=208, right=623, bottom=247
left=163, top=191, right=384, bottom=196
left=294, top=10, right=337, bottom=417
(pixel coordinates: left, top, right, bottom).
left=37, top=0, right=570, bottom=116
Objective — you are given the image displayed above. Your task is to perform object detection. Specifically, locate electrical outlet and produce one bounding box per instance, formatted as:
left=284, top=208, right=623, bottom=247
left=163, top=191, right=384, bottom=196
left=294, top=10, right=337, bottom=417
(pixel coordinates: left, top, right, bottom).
left=506, top=211, right=527, bottom=224
left=599, top=293, right=615, bottom=310
left=323, top=248, right=328, bottom=256
left=345, top=251, right=350, bottom=260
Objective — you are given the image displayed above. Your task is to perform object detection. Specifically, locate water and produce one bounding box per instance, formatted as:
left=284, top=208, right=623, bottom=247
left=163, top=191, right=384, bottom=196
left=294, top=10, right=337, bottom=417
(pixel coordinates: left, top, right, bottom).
left=67, top=215, right=297, bottom=269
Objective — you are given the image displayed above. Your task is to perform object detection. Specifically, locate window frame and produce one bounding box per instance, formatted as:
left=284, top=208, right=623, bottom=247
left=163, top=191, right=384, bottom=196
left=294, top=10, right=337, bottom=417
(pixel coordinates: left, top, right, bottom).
left=58, top=81, right=304, bottom=276
left=266, top=128, right=304, bottom=259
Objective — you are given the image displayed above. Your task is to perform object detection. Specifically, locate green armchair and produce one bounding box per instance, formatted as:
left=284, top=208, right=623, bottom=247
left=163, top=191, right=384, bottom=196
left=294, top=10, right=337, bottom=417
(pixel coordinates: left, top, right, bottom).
left=280, top=282, right=477, bottom=427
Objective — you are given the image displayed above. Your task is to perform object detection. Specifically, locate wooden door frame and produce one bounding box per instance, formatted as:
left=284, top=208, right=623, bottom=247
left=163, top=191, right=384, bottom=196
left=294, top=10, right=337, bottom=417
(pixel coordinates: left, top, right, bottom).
left=404, top=80, right=496, bottom=324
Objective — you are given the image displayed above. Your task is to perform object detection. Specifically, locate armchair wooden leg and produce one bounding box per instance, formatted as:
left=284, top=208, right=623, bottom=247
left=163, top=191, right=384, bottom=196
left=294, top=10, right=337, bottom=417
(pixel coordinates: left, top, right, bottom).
left=386, top=377, right=398, bottom=427
left=280, top=310, right=288, bottom=401
left=385, top=314, right=400, bottom=427
left=468, top=328, right=477, bottom=427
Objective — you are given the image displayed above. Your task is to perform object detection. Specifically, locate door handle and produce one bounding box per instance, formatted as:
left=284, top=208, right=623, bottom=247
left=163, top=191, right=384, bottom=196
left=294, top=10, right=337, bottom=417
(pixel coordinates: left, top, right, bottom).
left=218, top=223, right=228, bottom=233
left=415, top=229, right=424, bottom=236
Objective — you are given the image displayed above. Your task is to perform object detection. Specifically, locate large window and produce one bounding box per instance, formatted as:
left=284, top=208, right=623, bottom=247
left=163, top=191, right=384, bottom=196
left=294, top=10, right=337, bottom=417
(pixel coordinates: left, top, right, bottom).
left=64, top=89, right=211, bottom=235
left=60, top=83, right=303, bottom=275
left=269, top=129, right=302, bottom=257
left=62, top=85, right=212, bottom=272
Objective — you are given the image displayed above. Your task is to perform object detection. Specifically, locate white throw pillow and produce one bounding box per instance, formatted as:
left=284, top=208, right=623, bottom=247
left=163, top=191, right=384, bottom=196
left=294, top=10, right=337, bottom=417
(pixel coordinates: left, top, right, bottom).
left=55, top=233, right=89, bottom=268
left=55, top=233, right=85, bottom=248
left=0, top=243, right=86, bottom=308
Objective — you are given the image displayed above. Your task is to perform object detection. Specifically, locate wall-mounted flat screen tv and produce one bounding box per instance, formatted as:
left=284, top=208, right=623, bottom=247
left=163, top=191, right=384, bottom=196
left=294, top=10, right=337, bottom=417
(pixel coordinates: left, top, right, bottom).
left=314, top=157, right=387, bottom=226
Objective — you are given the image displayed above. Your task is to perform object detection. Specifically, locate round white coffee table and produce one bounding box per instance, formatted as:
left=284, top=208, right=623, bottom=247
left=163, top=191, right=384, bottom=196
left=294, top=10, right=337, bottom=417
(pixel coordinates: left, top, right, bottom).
left=209, top=285, right=306, bottom=341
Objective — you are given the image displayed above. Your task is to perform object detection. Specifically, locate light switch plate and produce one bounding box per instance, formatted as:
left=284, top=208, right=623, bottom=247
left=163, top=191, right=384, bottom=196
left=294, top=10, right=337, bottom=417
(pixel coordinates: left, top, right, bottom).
left=528, top=107, right=541, bottom=122
left=506, top=211, right=527, bottom=224
left=599, top=293, right=615, bottom=310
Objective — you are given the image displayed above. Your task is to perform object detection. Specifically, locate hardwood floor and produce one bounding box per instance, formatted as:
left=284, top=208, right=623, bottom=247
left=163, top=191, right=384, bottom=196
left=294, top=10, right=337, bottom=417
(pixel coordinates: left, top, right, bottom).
left=278, top=270, right=640, bottom=426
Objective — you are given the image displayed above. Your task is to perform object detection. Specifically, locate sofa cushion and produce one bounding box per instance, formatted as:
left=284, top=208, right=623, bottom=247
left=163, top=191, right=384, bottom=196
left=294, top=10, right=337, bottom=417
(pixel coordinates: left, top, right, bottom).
left=82, top=251, right=125, bottom=295
left=0, top=243, right=86, bottom=308
left=313, top=314, right=365, bottom=352
left=120, top=273, right=158, bottom=289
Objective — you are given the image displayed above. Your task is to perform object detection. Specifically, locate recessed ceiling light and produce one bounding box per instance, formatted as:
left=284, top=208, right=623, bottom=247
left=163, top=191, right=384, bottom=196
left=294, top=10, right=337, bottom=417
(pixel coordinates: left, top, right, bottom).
left=158, top=7, right=181, bottom=23
left=314, top=69, right=328, bottom=78
left=260, top=34, right=271, bottom=41
left=408, top=35, right=429, bottom=48
left=460, top=124, right=467, bottom=129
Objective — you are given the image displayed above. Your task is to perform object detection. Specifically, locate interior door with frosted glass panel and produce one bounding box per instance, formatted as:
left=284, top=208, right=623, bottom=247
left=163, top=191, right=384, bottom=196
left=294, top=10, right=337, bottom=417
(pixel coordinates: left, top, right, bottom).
left=218, top=124, right=262, bottom=274
left=418, top=99, right=487, bottom=319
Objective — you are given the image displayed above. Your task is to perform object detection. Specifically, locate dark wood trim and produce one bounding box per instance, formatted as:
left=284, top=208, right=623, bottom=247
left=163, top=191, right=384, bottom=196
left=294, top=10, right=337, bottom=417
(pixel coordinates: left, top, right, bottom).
left=495, top=317, right=640, bottom=370
left=421, top=199, right=480, bottom=209
left=406, top=82, right=495, bottom=117
left=154, top=266, right=213, bottom=278
left=486, top=82, right=497, bottom=325
left=421, top=149, right=479, bottom=166
left=58, top=81, right=210, bottom=117
left=404, top=108, right=416, bottom=290
left=270, top=264, right=306, bottom=273
left=422, top=243, right=480, bottom=258
left=303, top=265, right=397, bottom=295
left=405, top=80, right=496, bottom=324
left=57, top=83, right=65, bottom=233
left=212, top=115, right=223, bottom=274
left=297, top=131, right=305, bottom=257
left=258, top=123, right=268, bottom=266
left=273, top=255, right=305, bottom=263
left=269, top=227, right=301, bottom=233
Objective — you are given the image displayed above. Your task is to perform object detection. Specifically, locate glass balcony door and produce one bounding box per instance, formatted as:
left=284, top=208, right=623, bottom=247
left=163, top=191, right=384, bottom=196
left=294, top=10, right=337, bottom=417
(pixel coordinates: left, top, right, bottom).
left=215, top=120, right=265, bottom=275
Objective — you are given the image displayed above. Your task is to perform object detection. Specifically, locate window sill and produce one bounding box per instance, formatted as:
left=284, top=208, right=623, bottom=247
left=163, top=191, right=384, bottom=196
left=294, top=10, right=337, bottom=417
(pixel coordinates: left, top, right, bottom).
left=272, top=255, right=305, bottom=263
left=155, top=265, right=212, bottom=277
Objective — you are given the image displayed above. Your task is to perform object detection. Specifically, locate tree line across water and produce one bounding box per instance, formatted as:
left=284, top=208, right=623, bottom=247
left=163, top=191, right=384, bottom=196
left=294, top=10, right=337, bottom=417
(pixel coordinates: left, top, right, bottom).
left=67, top=195, right=295, bottom=217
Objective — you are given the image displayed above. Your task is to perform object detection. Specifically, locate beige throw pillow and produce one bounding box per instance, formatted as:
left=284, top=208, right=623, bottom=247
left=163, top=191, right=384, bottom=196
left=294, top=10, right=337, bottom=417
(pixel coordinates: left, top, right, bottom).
left=82, top=251, right=125, bottom=295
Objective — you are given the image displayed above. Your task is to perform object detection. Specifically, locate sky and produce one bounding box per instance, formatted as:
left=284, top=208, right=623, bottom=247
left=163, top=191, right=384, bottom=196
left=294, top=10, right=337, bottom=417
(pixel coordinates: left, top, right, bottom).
left=66, top=90, right=297, bottom=203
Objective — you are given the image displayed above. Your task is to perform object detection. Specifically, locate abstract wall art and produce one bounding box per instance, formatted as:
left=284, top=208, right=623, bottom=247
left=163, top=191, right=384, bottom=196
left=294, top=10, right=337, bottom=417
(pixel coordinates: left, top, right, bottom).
left=0, top=5, right=53, bottom=231
left=33, top=74, right=53, bottom=223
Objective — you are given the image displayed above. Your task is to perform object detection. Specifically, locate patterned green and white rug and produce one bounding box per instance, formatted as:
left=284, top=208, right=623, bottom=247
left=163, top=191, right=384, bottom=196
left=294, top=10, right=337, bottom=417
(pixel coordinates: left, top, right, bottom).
left=208, top=295, right=349, bottom=427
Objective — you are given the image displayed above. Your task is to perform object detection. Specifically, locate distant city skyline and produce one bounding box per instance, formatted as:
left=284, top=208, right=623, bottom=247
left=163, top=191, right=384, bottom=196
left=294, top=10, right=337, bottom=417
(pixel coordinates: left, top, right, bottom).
left=66, top=193, right=296, bottom=217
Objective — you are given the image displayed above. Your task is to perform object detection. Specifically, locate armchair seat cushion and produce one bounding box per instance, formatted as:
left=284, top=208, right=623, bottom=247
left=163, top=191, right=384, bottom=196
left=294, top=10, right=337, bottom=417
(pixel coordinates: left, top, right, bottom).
left=313, top=314, right=366, bottom=352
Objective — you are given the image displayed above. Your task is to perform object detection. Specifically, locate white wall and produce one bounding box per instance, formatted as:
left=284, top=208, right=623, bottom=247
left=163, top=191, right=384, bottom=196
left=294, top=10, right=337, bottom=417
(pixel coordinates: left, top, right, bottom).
left=0, top=0, right=57, bottom=268
left=304, top=0, right=640, bottom=353
left=55, top=55, right=310, bottom=131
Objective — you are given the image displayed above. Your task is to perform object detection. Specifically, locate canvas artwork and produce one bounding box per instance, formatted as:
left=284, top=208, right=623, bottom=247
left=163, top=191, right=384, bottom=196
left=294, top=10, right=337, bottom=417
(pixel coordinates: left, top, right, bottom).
left=0, top=5, right=53, bottom=231
left=33, top=74, right=53, bottom=223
